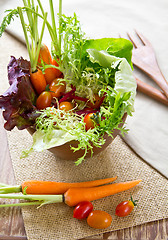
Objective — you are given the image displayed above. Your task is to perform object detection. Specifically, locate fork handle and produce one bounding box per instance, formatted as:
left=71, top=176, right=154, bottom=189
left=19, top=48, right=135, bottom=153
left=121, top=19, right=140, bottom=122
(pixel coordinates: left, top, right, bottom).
left=136, top=77, right=168, bottom=106
left=133, top=61, right=168, bottom=99
left=148, top=69, right=168, bottom=99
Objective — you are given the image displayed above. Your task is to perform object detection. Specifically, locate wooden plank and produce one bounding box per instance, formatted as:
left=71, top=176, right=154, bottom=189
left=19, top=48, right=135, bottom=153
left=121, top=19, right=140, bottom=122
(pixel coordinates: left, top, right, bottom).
left=0, top=236, right=27, bottom=240
left=0, top=111, right=26, bottom=238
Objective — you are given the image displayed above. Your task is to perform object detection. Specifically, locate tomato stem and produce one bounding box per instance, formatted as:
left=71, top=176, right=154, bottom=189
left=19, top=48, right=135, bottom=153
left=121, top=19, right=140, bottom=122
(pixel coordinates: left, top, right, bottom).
left=130, top=195, right=138, bottom=206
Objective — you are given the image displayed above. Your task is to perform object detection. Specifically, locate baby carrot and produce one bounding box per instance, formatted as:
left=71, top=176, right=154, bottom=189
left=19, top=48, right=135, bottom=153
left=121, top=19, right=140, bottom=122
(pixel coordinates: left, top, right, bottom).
left=64, top=179, right=142, bottom=206
left=43, top=66, right=59, bottom=84
left=38, top=43, right=52, bottom=66
left=21, top=176, right=118, bottom=194
left=43, top=59, right=62, bottom=84
left=52, top=59, right=62, bottom=78
left=37, top=44, right=62, bottom=84
left=30, top=69, right=47, bottom=94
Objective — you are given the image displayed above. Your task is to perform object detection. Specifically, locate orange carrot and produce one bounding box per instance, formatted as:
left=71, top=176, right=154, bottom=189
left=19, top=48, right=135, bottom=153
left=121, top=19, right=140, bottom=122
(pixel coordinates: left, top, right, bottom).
left=30, top=69, right=47, bottom=95
left=38, top=43, right=52, bottom=66
left=37, top=44, right=62, bottom=84
left=52, top=59, right=62, bottom=78
left=64, top=179, right=142, bottom=206
left=44, top=66, right=59, bottom=84
left=43, top=59, right=63, bottom=84
left=21, top=176, right=118, bottom=194
left=0, top=179, right=142, bottom=208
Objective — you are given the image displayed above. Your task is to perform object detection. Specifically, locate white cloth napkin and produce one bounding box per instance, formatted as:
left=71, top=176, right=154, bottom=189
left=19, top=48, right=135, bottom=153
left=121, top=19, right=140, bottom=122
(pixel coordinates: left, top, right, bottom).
left=0, top=0, right=168, bottom=178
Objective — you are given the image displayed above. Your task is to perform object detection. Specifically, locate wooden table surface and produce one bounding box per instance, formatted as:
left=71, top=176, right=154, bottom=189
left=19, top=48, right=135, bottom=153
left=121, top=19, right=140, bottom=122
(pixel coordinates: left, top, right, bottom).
left=0, top=111, right=168, bottom=240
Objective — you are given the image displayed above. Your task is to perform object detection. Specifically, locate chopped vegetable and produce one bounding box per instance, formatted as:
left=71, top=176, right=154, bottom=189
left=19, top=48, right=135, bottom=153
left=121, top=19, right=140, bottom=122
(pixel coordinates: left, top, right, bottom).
left=0, top=179, right=141, bottom=208
left=115, top=196, right=138, bottom=217
left=0, top=176, right=117, bottom=194
left=87, top=210, right=112, bottom=229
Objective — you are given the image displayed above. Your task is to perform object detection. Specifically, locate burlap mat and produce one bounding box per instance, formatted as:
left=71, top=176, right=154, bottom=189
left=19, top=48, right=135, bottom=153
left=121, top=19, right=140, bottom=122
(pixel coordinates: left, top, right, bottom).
left=1, top=33, right=168, bottom=240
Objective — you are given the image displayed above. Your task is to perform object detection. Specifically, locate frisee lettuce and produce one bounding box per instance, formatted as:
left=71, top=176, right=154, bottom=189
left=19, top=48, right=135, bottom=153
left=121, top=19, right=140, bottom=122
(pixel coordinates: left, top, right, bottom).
left=28, top=107, right=105, bottom=165
left=87, top=49, right=136, bottom=112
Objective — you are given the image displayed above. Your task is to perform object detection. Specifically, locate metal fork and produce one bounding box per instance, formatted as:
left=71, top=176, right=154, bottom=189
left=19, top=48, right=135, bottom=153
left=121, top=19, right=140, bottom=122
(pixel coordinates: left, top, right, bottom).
left=127, top=30, right=168, bottom=99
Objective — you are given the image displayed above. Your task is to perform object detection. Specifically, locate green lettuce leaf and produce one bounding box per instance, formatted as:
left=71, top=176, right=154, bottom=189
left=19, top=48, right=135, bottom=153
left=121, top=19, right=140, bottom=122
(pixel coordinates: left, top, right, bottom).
left=84, top=38, right=133, bottom=67
left=87, top=49, right=136, bottom=112
left=31, top=129, right=77, bottom=152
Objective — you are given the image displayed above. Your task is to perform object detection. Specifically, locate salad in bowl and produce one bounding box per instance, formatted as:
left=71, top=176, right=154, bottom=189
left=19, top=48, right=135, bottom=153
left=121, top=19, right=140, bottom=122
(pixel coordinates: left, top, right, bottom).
left=0, top=0, right=136, bottom=164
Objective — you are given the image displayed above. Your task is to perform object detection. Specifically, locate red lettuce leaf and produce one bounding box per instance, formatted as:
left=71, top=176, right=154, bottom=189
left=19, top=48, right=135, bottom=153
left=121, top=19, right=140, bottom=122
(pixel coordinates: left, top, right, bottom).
left=0, top=56, right=38, bottom=130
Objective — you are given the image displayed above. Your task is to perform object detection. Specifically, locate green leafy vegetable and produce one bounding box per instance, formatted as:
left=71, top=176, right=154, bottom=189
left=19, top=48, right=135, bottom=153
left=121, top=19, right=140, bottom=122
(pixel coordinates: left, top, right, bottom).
left=87, top=49, right=136, bottom=111
left=83, top=38, right=133, bottom=68
left=0, top=56, right=37, bottom=130
left=26, top=107, right=105, bottom=165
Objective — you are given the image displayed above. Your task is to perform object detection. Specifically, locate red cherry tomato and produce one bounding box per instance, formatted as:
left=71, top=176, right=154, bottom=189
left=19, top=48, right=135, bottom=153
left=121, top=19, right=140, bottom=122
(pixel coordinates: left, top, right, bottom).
left=73, top=201, right=93, bottom=220
left=87, top=94, right=102, bottom=109
left=49, top=78, right=66, bottom=99
left=59, top=101, right=73, bottom=111
left=84, top=113, right=96, bottom=131
left=115, top=197, right=138, bottom=217
left=36, top=91, right=52, bottom=109
left=87, top=210, right=112, bottom=229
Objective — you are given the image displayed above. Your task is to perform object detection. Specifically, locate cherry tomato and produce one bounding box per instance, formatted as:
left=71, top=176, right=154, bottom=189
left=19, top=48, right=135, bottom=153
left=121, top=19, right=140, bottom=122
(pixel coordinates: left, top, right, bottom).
left=36, top=91, right=52, bottom=109
left=59, top=101, right=73, bottom=111
left=84, top=113, right=96, bottom=131
left=87, top=210, right=112, bottom=229
left=115, top=197, right=138, bottom=217
left=49, top=78, right=66, bottom=99
left=73, top=201, right=93, bottom=220
left=87, top=94, right=102, bottom=109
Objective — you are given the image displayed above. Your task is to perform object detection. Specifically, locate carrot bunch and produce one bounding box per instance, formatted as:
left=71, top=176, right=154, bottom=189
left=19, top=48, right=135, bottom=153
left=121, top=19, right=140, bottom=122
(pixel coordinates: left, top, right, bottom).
left=17, top=1, right=62, bottom=97
left=31, top=43, right=62, bottom=94
left=0, top=177, right=142, bottom=208
left=30, top=43, right=62, bottom=97
left=37, top=44, right=62, bottom=84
